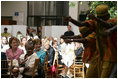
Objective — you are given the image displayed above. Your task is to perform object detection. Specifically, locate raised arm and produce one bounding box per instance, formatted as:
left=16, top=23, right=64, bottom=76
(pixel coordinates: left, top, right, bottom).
left=60, top=35, right=82, bottom=39
left=88, top=13, right=115, bottom=28
left=103, top=25, right=117, bottom=36
left=64, top=38, right=88, bottom=43
left=64, top=16, right=89, bottom=27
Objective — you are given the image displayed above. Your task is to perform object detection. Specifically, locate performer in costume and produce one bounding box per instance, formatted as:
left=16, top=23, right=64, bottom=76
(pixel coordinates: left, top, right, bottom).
left=64, top=4, right=117, bottom=78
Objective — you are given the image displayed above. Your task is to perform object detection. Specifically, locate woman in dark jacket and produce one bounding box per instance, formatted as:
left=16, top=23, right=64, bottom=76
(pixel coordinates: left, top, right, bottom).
left=43, top=40, right=56, bottom=77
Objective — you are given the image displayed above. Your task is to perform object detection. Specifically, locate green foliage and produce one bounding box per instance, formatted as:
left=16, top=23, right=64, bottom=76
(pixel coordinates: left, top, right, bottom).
left=79, top=1, right=83, bottom=5
left=88, top=1, right=117, bottom=18
left=69, top=2, right=76, bottom=7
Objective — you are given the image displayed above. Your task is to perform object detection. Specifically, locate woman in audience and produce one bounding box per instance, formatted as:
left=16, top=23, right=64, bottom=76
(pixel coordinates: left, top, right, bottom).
left=52, top=40, right=58, bottom=62
left=74, top=42, right=84, bottom=57
left=6, top=37, right=24, bottom=63
left=33, top=39, right=46, bottom=77
left=1, top=36, right=9, bottom=52
left=50, top=40, right=58, bottom=77
left=1, top=36, right=8, bottom=47
left=70, top=42, right=84, bottom=77
left=41, top=37, right=48, bottom=51
left=59, top=37, right=66, bottom=63
left=43, top=39, right=55, bottom=77
left=48, top=36, right=54, bottom=47
left=6, top=37, right=24, bottom=77
left=52, top=40, right=58, bottom=51
left=23, top=39, right=39, bottom=78
left=59, top=42, right=75, bottom=78
left=16, top=31, right=23, bottom=41
left=19, top=37, right=27, bottom=53
left=19, top=37, right=27, bottom=62
left=60, top=41, right=84, bottom=78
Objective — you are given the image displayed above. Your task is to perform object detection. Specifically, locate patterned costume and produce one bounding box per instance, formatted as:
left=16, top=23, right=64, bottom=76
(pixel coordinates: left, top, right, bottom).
left=79, top=26, right=98, bottom=78
left=85, top=4, right=117, bottom=78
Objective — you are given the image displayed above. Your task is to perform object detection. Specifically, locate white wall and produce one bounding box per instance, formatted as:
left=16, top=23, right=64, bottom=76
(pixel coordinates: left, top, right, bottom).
left=69, top=1, right=80, bottom=35
left=68, top=1, right=90, bottom=35
left=1, top=1, right=27, bottom=25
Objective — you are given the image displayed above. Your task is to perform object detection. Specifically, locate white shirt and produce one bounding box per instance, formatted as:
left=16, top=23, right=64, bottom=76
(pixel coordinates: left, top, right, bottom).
left=1, top=44, right=9, bottom=53
left=19, top=45, right=26, bottom=62
left=63, top=42, right=75, bottom=67
left=60, top=42, right=66, bottom=55
left=24, top=53, right=39, bottom=76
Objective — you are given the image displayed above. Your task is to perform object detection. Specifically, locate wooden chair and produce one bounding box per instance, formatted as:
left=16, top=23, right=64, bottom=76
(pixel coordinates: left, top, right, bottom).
left=72, top=53, right=85, bottom=78
left=32, top=52, right=48, bottom=78
left=1, top=60, right=13, bottom=78
left=43, top=51, right=49, bottom=78
left=56, top=51, right=65, bottom=78
left=32, top=58, right=40, bottom=78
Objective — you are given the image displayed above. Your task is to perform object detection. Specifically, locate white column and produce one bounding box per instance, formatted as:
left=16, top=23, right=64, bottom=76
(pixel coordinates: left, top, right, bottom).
left=69, top=1, right=80, bottom=35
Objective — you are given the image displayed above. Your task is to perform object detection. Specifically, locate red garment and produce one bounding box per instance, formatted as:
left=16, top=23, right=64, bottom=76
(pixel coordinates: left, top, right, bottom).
left=49, top=63, right=57, bottom=76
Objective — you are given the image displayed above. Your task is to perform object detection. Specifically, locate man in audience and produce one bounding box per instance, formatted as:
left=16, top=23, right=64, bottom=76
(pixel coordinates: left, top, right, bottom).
left=64, top=25, right=74, bottom=36
left=1, top=27, right=11, bottom=38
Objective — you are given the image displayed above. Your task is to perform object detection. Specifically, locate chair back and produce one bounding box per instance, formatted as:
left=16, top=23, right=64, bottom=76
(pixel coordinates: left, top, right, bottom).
left=73, top=52, right=84, bottom=78
left=43, top=51, right=48, bottom=78
left=32, top=58, right=40, bottom=78
left=56, top=50, right=64, bottom=78
left=1, top=60, right=13, bottom=78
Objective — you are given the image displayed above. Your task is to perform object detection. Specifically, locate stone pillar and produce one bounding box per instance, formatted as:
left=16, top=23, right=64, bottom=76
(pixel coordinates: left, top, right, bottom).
left=69, top=1, right=80, bottom=35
